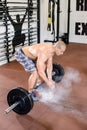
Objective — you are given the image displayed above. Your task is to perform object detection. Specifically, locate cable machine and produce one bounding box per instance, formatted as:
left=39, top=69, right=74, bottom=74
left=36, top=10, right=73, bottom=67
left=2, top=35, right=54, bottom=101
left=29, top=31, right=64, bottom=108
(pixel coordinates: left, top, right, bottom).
left=45, top=0, right=70, bottom=44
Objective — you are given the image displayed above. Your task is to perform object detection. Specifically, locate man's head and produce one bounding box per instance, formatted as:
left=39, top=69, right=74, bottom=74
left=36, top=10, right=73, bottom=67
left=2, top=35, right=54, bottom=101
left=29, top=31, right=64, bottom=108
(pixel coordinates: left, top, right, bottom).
left=54, top=40, right=66, bottom=56
left=16, top=14, right=20, bottom=22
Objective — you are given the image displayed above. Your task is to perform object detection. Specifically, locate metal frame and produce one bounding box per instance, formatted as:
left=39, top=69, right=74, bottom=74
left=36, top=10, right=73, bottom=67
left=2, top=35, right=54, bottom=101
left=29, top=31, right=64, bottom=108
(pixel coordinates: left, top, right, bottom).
left=67, top=0, right=70, bottom=43
left=0, top=0, right=40, bottom=64
left=56, top=0, right=60, bottom=41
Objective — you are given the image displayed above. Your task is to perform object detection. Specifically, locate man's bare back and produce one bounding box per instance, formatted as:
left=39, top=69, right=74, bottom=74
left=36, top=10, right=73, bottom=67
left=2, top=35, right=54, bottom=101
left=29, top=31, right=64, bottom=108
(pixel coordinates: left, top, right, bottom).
left=22, top=43, right=55, bottom=61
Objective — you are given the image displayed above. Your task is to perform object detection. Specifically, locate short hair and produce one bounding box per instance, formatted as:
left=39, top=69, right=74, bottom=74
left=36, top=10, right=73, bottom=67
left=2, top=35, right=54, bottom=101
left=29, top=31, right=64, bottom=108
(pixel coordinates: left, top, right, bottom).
left=55, top=40, right=66, bottom=49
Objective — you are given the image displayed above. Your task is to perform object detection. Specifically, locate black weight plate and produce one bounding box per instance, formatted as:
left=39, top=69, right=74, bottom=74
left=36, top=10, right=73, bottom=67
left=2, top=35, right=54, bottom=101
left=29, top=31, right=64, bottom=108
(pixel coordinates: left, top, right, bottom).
left=7, top=87, right=34, bottom=115
left=52, top=64, right=64, bottom=82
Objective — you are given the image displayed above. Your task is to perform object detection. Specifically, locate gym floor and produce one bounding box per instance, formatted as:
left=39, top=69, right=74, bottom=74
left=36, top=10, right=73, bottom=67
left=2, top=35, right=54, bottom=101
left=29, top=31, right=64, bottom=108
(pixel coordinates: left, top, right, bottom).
left=0, top=43, right=87, bottom=130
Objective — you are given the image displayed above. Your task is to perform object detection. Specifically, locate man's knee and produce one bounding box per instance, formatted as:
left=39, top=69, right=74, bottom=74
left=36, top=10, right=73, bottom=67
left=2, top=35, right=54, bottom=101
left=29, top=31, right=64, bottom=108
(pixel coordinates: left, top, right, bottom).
left=29, top=71, right=43, bottom=84
left=30, top=71, right=38, bottom=79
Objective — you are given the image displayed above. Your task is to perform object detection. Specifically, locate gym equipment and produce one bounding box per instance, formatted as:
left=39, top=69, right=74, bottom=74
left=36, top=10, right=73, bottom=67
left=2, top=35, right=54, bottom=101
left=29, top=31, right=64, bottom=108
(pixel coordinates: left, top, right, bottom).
left=47, top=0, right=56, bottom=35
left=44, top=39, right=56, bottom=43
left=5, top=87, right=34, bottom=114
left=52, top=64, right=64, bottom=82
left=51, top=0, right=55, bottom=38
left=67, top=0, right=71, bottom=43
left=0, top=0, right=3, bottom=20
left=56, top=0, right=60, bottom=40
left=46, top=0, right=60, bottom=43
left=0, top=0, right=40, bottom=64
left=5, top=86, right=87, bottom=116
left=47, top=0, right=52, bottom=31
left=5, top=63, right=64, bottom=115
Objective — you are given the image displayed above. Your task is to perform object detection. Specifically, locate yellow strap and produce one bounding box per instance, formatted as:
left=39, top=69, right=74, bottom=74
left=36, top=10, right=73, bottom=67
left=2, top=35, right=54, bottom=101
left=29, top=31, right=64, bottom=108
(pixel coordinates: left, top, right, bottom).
left=48, top=18, right=52, bottom=23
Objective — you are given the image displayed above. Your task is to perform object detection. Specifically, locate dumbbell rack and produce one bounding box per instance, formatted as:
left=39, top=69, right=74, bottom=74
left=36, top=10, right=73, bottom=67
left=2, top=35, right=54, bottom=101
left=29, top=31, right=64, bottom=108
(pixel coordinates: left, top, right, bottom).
left=0, top=0, right=40, bottom=65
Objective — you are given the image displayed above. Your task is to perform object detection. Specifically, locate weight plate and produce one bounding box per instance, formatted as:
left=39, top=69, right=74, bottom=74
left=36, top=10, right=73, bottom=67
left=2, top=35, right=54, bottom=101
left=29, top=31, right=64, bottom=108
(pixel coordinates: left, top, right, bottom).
left=7, top=87, right=34, bottom=114
left=52, top=64, right=64, bottom=82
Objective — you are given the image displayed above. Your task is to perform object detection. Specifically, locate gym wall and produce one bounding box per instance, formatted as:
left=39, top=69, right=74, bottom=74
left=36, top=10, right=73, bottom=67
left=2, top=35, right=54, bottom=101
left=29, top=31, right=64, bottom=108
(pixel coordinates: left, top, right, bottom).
left=0, top=0, right=40, bottom=65
left=69, top=0, right=87, bottom=44
left=40, top=0, right=87, bottom=44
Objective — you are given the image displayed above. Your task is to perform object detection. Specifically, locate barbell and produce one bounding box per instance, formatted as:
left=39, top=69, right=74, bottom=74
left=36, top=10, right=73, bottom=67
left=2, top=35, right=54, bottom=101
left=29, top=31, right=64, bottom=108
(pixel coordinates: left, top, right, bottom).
left=5, top=63, right=64, bottom=115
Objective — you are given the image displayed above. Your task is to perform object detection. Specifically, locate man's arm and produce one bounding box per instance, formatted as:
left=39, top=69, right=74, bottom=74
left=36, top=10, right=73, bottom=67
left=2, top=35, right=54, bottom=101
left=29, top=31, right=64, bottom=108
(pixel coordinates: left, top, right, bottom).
left=46, top=57, right=53, bottom=81
left=36, top=53, right=55, bottom=88
left=6, top=8, right=14, bottom=24
left=21, top=8, right=28, bottom=23
left=36, top=54, right=49, bottom=85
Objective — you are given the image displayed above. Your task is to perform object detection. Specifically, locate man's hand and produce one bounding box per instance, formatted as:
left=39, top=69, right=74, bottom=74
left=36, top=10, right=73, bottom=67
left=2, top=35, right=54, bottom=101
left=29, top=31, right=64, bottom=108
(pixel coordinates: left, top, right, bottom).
left=47, top=80, right=55, bottom=89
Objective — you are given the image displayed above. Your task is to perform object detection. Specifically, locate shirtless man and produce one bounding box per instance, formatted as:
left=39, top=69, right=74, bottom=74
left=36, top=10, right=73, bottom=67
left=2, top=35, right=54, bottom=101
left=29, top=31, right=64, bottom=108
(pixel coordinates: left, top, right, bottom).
left=15, top=41, right=66, bottom=99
